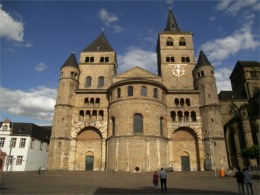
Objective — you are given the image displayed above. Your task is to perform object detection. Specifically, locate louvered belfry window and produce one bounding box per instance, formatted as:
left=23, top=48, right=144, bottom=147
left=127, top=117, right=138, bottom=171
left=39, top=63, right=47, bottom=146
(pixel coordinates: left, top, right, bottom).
left=133, top=113, right=143, bottom=133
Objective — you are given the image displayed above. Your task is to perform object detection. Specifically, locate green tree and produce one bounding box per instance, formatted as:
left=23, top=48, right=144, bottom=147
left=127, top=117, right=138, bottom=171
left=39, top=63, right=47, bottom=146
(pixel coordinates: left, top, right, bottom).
left=241, top=145, right=260, bottom=159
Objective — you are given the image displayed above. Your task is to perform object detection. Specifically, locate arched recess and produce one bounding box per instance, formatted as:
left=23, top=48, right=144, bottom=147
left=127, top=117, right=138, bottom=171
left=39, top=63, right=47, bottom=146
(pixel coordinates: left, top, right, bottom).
left=75, top=127, right=102, bottom=171
left=171, top=127, right=201, bottom=171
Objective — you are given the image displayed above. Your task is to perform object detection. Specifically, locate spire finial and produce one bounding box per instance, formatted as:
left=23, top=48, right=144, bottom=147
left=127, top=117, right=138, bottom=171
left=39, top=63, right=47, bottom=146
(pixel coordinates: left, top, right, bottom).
left=101, top=28, right=105, bottom=33
left=166, top=0, right=172, bottom=10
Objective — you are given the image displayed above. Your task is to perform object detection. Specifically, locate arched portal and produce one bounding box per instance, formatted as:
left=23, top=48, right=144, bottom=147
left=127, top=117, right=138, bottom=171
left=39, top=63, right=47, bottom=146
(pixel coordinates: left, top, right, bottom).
left=171, top=127, right=200, bottom=171
left=75, top=127, right=102, bottom=171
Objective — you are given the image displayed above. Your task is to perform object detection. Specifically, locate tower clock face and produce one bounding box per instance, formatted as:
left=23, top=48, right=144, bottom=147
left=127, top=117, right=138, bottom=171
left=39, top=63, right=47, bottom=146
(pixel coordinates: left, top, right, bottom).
left=171, top=64, right=186, bottom=77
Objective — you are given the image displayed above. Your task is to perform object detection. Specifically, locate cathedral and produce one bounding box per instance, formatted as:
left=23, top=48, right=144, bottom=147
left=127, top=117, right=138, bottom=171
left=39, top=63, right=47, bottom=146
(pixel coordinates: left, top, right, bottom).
left=47, top=7, right=230, bottom=172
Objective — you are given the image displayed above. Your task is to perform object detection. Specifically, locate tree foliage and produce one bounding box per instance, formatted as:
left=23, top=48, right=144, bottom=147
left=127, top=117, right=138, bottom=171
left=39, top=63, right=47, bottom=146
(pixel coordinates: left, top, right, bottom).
left=241, top=145, right=260, bottom=159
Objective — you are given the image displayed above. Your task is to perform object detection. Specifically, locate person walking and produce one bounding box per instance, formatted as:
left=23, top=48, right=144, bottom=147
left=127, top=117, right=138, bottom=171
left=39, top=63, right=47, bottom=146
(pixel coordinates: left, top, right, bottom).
left=153, top=171, right=159, bottom=191
left=159, top=167, right=167, bottom=192
left=243, top=167, right=253, bottom=194
left=235, top=167, right=245, bottom=194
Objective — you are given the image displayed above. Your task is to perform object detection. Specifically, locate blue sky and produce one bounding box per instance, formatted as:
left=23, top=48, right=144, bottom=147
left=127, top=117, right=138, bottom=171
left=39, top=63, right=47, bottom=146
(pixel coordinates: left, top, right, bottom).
left=1, top=0, right=259, bottom=125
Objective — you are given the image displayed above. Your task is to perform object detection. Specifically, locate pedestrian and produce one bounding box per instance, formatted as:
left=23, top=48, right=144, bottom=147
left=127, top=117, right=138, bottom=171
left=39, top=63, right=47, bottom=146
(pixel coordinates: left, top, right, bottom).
left=235, top=167, right=245, bottom=194
left=42, top=166, right=45, bottom=174
left=38, top=165, right=41, bottom=175
left=153, top=171, right=159, bottom=191
left=243, top=167, right=253, bottom=194
left=159, top=167, right=167, bottom=192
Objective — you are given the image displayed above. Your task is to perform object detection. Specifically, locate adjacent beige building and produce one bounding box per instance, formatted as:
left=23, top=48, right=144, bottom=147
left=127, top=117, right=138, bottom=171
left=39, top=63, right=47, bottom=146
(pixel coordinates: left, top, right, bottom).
left=47, top=8, right=229, bottom=172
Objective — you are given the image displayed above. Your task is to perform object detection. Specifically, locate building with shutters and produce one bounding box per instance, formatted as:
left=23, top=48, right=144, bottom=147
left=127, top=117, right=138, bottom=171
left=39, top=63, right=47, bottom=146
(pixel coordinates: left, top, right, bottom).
left=47, top=6, right=230, bottom=172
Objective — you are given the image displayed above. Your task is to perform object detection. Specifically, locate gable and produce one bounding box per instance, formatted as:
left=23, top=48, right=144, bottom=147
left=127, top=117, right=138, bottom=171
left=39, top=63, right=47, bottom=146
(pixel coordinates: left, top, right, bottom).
left=117, top=66, right=158, bottom=78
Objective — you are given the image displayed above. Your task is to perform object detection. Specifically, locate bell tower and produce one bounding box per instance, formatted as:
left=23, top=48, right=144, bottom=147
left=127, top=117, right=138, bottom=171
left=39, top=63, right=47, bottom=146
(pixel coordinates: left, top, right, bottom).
left=157, top=5, right=196, bottom=89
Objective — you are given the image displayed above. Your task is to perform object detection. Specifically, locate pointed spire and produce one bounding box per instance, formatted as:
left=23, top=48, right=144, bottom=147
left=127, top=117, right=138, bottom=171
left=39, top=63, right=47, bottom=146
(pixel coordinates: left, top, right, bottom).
left=83, top=32, right=114, bottom=52
left=197, top=50, right=211, bottom=67
left=164, top=5, right=180, bottom=31
left=61, top=52, right=79, bottom=69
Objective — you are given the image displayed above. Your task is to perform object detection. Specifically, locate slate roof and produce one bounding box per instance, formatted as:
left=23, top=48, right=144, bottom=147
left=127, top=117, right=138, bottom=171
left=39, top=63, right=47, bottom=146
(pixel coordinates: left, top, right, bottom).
left=0, top=122, right=52, bottom=142
left=218, top=91, right=246, bottom=100
left=61, top=52, right=79, bottom=69
left=164, top=8, right=180, bottom=32
left=196, top=50, right=211, bottom=67
left=82, top=32, right=114, bottom=52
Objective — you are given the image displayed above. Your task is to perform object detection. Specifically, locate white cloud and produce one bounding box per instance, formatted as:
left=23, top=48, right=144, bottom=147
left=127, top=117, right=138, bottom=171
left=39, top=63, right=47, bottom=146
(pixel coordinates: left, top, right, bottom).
left=35, top=63, right=48, bottom=72
left=113, top=25, right=124, bottom=33
left=215, top=67, right=232, bottom=92
left=118, top=47, right=157, bottom=74
left=98, top=8, right=118, bottom=26
left=0, top=4, right=24, bottom=42
left=201, top=20, right=259, bottom=64
left=0, top=86, right=56, bottom=122
left=98, top=8, right=123, bottom=34
left=217, top=0, right=260, bottom=15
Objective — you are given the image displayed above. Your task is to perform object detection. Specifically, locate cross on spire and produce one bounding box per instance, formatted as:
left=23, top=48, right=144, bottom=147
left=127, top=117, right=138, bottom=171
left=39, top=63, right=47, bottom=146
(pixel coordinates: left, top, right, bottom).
left=166, top=0, right=172, bottom=10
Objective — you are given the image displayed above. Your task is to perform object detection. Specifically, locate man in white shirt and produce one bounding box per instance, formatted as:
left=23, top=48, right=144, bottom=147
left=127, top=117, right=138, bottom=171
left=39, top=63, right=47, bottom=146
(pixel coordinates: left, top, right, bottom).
left=159, top=167, right=167, bottom=192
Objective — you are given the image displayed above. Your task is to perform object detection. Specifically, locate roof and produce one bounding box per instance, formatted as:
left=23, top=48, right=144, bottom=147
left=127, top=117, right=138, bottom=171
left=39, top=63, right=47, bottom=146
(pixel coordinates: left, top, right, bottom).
left=82, top=32, right=114, bottom=52
left=196, top=50, right=211, bottom=67
left=164, top=8, right=180, bottom=32
left=230, top=61, right=260, bottom=79
left=218, top=91, right=246, bottom=100
left=61, top=52, right=79, bottom=69
left=0, top=122, right=52, bottom=142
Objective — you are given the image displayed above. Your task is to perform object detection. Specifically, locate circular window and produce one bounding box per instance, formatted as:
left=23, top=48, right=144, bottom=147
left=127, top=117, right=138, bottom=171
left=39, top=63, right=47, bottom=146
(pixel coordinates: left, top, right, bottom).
left=135, top=167, right=140, bottom=171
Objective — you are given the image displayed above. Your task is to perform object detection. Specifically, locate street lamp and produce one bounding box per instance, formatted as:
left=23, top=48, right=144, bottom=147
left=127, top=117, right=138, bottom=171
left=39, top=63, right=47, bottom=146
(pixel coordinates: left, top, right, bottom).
left=210, top=138, right=217, bottom=179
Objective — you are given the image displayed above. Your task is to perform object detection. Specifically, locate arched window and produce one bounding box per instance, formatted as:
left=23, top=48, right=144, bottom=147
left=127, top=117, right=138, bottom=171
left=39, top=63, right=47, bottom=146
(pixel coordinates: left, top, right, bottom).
left=178, top=111, right=183, bottom=121
left=79, top=110, right=84, bottom=121
left=141, top=86, right=147, bottom=96
left=160, top=117, right=164, bottom=136
left=186, top=98, right=190, bottom=106
left=86, top=110, right=91, bottom=121
left=92, top=110, right=97, bottom=121
left=133, top=113, right=143, bottom=133
left=90, top=57, right=94, bottom=62
left=184, top=111, right=189, bottom=121
left=191, top=111, right=197, bottom=121
left=86, top=76, right=92, bottom=87
left=166, top=37, right=173, bottom=46
left=85, top=57, right=90, bottom=62
left=179, top=37, right=186, bottom=46
left=175, top=98, right=179, bottom=106
left=171, top=111, right=176, bottom=122
left=166, top=56, right=175, bottom=62
left=117, top=88, right=121, bottom=98
left=90, top=98, right=94, bottom=106
left=112, top=117, right=115, bottom=135
left=98, top=76, right=104, bottom=87
left=95, top=98, right=100, bottom=106
left=99, top=110, right=104, bottom=120
left=180, top=98, right=184, bottom=106
left=181, top=56, right=190, bottom=62
left=105, top=57, right=109, bottom=62
left=84, top=98, right=89, bottom=105
left=128, top=86, right=133, bottom=96
left=153, top=88, right=158, bottom=98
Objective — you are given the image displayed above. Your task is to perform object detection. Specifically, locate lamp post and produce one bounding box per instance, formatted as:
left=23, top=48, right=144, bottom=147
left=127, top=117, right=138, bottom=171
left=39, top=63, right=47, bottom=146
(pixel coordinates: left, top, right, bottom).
left=210, top=138, right=217, bottom=179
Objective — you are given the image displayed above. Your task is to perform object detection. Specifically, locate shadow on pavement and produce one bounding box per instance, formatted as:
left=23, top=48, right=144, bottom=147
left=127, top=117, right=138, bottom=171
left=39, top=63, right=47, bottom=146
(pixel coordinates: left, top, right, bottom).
left=94, top=186, right=237, bottom=194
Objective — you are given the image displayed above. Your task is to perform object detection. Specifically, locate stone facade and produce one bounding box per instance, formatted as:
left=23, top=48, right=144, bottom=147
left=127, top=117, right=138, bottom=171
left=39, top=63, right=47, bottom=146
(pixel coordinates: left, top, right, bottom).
left=218, top=61, right=260, bottom=169
left=47, top=8, right=229, bottom=172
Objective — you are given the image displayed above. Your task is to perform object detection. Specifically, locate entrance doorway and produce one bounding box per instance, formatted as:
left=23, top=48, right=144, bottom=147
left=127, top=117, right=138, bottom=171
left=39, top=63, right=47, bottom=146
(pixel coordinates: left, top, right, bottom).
left=181, top=156, right=190, bottom=171
left=85, top=156, right=94, bottom=171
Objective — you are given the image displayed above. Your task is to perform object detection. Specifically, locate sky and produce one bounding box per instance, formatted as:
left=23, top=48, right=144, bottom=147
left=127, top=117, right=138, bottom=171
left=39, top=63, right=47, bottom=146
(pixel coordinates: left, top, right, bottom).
left=1, top=0, right=260, bottom=125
